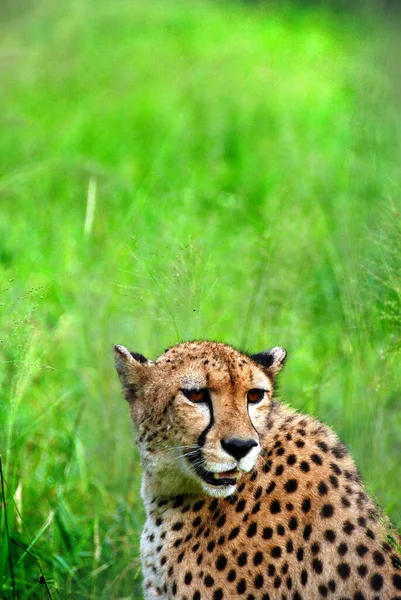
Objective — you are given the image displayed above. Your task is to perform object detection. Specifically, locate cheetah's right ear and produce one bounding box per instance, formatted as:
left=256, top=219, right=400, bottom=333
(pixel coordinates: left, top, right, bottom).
left=114, top=344, right=152, bottom=400
left=251, top=346, right=287, bottom=377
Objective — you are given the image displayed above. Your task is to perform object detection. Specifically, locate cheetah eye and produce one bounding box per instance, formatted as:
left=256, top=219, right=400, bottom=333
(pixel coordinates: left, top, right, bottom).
left=181, top=389, right=208, bottom=403
left=247, top=389, right=265, bottom=404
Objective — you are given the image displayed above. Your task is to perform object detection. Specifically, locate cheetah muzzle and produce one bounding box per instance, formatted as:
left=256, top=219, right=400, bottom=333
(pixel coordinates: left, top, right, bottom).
left=114, top=340, right=401, bottom=600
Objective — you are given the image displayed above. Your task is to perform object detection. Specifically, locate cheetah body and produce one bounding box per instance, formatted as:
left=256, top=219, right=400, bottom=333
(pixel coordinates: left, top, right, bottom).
left=114, top=341, right=401, bottom=600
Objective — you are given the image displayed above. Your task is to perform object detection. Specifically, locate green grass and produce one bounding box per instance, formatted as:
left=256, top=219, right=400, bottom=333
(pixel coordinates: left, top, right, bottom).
left=1, top=0, right=401, bottom=597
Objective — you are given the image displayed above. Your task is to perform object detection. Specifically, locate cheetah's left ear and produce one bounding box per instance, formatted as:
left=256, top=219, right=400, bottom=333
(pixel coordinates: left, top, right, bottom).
left=251, top=346, right=287, bottom=376
left=114, top=344, right=152, bottom=399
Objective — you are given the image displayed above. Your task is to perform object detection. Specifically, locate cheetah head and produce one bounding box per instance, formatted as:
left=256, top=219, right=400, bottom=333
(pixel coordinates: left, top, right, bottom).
left=114, top=341, right=286, bottom=498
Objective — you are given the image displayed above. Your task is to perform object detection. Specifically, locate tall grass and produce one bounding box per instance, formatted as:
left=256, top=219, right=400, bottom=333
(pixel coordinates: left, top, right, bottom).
left=0, top=0, right=401, bottom=597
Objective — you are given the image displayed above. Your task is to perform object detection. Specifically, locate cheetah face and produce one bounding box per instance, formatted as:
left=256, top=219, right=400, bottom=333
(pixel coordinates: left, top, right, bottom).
left=114, top=341, right=286, bottom=498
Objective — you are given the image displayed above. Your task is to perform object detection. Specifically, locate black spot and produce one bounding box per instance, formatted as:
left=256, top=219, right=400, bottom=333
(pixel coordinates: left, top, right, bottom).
left=329, top=474, right=339, bottom=488
left=207, top=541, right=215, bottom=552
left=277, top=524, right=285, bottom=536
left=275, top=465, right=284, bottom=476
left=312, top=559, right=323, bottom=573
left=254, top=486, right=263, bottom=500
left=328, top=580, right=336, bottom=592
left=263, top=527, right=273, bottom=539
left=318, top=585, right=328, bottom=597
left=287, top=454, right=297, bottom=465
left=332, top=443, right=347, bottom=459
left=253, top=551, right=263, bottom=566
left=216, top=555, right=227, bottom=571
left=270, top=500, right=281, bottom=514
left=301, top=498, right=311, bottom=513
left=370, top=573, right=383, bottom=591
left=343, top=520, right=355, bottom=534
left=255, top=574, right=264, bottom=589
left=252, top=502, right=261, bottom=515
left=354, top=594, right=365, bottom=600
left=184, top=572, right=192, bottom=585
left=227, top=569, right=236, bottom=582
left=287, top=540, right=294, bottom=553
left=237, top=578, right=246, bottom=594
left=341, top=496, right=351, bottom=508
left=300, top=461, right=310, bottom=472
left=236, top=499, right=246, bottom=512
left=366, top=529, right=375, bottom=540
left=338, top=543, right=348, bottom=556
left=238, top=552, right=247, bottom=567
left=297, top=548, right=304, bottom=561
left=266, top=481, right=276, bottom=494
left=271, top=546, right=282, bottom=558
left=356, top=544, right=368, bottom=557
left=247, top=522, right=257, bottom=537
left=318, top=481, right=329, bottom=495
left=216, top=514, right=226, bottom=527
left=337, top=562, right=351, bottom=579
left=263, top=461, right=272, bottom=473
left=301, top=570, right=308, bottom=585
left=324, top=530, right=336, bottom=545
left=311, top=543, right=320, bottom=554
left=204, top=574, right=214, bottom=587
left=358, top=564, right=368, bottom=577
left=289, top=517, right=298, bottom=530
left=273, top=576, right=282, bottom=588
left=192, top=516, right=202, bottom=527
left=193, top=500, right=205, bottom=511
left=213, top=590, right=223, bottom=600
left=295, top=440, right=305, bottom=448
left=311, top=454, right=323, bottom=465
left=393, top=573, right=401, bottom=589
left=303, top=525, right=312, bottom=541
left=391, top=554, right=401, bottom=569
left=267, top=563, right=276, bottom=576
left=330, top=462, right=342, bottom=475
left=228, top=527, right=240, bottom=540
left=372, top=551, right=385, bottom=566
left=358, top=517, right=367, bottom=527
left=193, top=592, right=201, bottom=600
left=285, top=479, right=298, bottom=493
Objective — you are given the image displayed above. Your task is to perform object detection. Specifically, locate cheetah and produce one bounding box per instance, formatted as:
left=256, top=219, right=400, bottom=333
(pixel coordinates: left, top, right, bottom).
left=114, top=340, right=401, bottom=600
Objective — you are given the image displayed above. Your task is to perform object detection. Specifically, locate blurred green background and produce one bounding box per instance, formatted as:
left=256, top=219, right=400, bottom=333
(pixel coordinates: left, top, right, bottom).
left=1, top=0, right=401, bottom=597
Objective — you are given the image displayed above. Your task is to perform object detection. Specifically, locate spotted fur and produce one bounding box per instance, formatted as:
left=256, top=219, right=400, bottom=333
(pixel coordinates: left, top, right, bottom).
left=114, top=341, right=401, bottom=600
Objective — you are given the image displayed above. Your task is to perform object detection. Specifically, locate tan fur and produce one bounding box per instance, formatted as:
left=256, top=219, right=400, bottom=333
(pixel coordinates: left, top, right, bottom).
left=114, top=341, right=401, bottom=600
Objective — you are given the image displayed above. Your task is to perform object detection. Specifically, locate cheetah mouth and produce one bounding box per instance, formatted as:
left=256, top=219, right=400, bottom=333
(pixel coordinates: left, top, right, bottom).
left=187, top=454, right=240, bottom=487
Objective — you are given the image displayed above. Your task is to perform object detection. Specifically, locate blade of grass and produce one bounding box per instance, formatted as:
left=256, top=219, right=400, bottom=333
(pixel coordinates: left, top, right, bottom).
left=0, top=455, right=16, bottom=600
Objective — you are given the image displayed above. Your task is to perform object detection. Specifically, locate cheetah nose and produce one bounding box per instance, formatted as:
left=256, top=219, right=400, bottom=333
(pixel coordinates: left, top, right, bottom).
left=221, top=438, right=258, bottom=461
